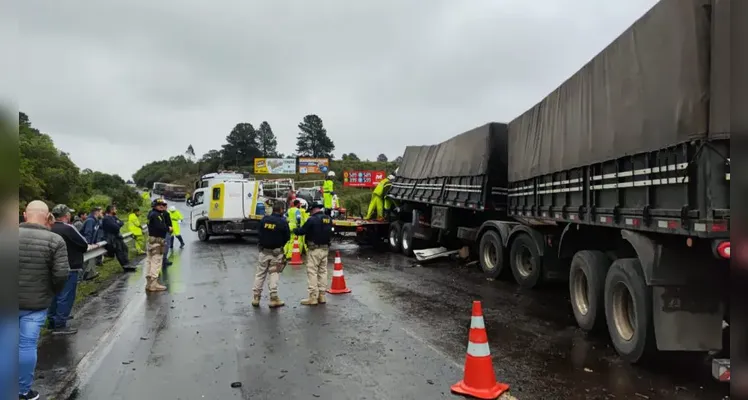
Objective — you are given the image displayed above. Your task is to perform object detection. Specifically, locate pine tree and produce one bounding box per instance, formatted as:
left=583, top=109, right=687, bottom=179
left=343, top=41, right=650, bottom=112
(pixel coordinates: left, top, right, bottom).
left=257, top=121, right=279, bottom=158
left=222, top=123, right=260, bottom=167
left=296, top=114, right=335, bottom=158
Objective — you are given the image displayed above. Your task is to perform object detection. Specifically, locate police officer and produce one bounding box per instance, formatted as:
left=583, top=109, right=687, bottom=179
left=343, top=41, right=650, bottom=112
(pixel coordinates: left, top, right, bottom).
left=293, top=202, right=333, bottom=306
left=253, top=202, right=290, bottom=308
left=145, top=199, right=169, bottom=292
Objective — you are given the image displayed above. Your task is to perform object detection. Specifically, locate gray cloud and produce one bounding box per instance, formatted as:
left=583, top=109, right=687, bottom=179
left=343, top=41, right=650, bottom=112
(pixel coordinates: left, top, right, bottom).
left=17, top=0, right=657, bottom=179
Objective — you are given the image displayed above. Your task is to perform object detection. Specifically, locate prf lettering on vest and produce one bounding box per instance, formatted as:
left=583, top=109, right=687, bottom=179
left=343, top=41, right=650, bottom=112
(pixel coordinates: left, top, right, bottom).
left=322, top=218, right=330, bottom=224
left=264, top=223, right=276, bottom=230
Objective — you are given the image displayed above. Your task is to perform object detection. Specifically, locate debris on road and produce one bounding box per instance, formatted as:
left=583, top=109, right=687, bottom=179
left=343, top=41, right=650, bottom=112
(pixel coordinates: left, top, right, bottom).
left=413, top=247, right=459, bottom=262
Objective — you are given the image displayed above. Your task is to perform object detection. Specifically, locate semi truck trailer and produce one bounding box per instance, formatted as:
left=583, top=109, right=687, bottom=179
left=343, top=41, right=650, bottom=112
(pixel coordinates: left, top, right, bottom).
left=367, top=0, right=731, bottom=379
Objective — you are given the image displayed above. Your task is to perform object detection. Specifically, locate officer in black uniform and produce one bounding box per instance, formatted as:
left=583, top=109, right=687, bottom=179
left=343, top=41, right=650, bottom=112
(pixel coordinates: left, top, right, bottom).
left=293, top=202, right=333, bottom=305
left=145, top=199, right=170, bottom=292
left=252, top=202, right=290, bottom=308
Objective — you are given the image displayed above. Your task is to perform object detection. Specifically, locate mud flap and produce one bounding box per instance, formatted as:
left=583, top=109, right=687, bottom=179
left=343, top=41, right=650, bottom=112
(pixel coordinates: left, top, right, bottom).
left=652, top=285, right=724, bottom=351
left=622, top=230, right=727, bottom=352
left=413, top=247, right=460, bottom=261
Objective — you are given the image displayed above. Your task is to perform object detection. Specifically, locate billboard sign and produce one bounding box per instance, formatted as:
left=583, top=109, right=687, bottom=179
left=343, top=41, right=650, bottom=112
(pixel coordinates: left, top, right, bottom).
left=253, top=158, right=296, bottom=174
left=343, top=170, right=386, bottom=188
left=298, top=157, right=330, bottom=174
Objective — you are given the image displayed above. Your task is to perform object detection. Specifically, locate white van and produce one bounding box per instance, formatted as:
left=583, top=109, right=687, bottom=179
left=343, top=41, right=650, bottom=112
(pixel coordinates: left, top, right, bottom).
left=188, top=173, right=268, bottom=241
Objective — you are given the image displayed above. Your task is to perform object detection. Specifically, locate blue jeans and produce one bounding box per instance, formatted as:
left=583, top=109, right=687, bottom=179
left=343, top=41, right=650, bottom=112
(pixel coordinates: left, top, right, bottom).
left=19, top=309, right=47, bottom=394
left=47, top=270, right=79, bottom=329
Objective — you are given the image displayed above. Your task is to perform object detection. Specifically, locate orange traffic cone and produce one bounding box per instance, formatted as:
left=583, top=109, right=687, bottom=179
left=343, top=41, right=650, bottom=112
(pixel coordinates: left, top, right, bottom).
left=289, top=238, right=303, bottom=266
left=327, top=251, right=351, bottom=294
left=451, top=301, right=510, bottom=399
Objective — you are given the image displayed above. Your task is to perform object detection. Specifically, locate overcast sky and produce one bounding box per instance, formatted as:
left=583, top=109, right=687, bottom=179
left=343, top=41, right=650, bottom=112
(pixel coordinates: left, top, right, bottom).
left=17, top=0, right=658, bottom=180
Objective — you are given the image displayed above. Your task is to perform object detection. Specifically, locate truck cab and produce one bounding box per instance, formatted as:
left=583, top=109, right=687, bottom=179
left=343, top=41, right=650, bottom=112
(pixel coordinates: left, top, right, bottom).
left=187, top=172, right=268, bottom=241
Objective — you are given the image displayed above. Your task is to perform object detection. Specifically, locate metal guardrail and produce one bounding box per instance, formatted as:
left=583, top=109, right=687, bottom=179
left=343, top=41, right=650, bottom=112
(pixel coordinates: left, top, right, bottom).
left=82, top=232, right=135, bottom=262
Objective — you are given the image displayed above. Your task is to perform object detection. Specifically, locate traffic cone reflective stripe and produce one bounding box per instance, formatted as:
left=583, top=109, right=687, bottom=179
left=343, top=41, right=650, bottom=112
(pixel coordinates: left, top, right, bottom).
left=289, top=238, right=303, bottom=266
left=327, top=250, right=351, bottom=294
left=451, top=301, right=510, bottom=400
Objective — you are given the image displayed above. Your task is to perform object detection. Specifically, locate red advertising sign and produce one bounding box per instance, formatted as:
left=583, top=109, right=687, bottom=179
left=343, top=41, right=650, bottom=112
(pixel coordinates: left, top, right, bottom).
left=343, top=170, right=385, bottom=188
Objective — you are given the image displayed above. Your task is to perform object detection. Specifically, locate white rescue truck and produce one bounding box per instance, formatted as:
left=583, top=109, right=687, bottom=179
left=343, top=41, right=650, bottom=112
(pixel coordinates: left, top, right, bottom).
left=187, top=172, right=269, bottom=241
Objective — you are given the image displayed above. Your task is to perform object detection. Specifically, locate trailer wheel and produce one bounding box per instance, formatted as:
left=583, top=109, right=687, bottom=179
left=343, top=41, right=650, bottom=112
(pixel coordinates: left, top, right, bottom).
left=604, top=258, right=655, bottom=364
left=479, top=230, right=506, bottom=279
left=569, top=250, right=611, bottom=332
left=400, top=222, right=416, bottom=257
left=509, top=233, right=542, bottom=288
left=197, top=223, right=210, bottom=242
left=388, top=221, right=402, bottom=253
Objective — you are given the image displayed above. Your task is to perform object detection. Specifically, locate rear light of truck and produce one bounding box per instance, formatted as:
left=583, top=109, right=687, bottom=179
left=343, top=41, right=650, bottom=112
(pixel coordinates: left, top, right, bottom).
left=714, top=240, right=730, bottom=259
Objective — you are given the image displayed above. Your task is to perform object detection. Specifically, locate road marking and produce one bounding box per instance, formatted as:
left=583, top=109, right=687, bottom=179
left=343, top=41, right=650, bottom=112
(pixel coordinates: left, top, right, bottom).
left=400, top=327, right=464, bottom=370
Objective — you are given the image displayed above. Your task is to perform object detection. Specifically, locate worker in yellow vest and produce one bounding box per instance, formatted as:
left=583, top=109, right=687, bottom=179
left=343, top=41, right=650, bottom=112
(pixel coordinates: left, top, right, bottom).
left=284, top=199, right=304, bottom=259
left=365, top=174, right=394, bottom=220
left=127, top=208, right=145, bottom=255
left=299, top=202, right=309, bottom=253
left=168, top=206, right=185, bottom=249
left=322, top=171, right=335, bottom=216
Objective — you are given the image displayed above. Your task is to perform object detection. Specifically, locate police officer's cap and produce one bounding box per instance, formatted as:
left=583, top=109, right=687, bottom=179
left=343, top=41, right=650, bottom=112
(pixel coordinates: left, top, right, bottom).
left=310, top=202, right=324, bottom=210
left=151, top=198, right=167, bottom=207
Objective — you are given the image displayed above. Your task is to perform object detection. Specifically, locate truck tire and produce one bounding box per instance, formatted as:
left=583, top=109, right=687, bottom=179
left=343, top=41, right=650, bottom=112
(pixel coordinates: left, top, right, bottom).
left=400, top=222, right=415, bottom=257
left=509, top=233, right=543, bottom=288
left=197, top=223, right=211, bottom=242
left=479, top=230, right=507, bottom=279
left=388, top=221, right=402, bottom=253
left=569, top=250, right=611, bottom=332
left=604, top=258, right=655, bottom=364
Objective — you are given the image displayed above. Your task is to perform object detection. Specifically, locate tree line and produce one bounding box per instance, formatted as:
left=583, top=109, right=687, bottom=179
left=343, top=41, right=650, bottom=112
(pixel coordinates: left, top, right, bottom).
left=207, top=114, right=335, bottom=169
left=133, top=114, right=401, bottom=189
left=19, top=112, right=141, bottom=212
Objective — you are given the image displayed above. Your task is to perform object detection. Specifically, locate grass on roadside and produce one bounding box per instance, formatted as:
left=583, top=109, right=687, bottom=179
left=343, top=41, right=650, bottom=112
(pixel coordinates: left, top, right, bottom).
left=73, top=245, right=141, bottom=305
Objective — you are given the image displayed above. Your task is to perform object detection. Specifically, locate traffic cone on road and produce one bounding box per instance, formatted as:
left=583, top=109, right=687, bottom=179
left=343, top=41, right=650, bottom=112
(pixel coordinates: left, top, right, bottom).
left=289, top=238, right=304, bottom=266
left=452, top=301, right=510, bottom=399
left=327, top=251, right=351, bottom=294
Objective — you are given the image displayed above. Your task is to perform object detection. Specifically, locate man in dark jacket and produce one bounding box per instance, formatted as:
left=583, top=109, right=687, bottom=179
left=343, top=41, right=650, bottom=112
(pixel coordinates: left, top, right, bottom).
left=19, top=200, right=69, bottom=400
left=145, top=199, right=170, bottom=291
left=80, top=206, right=104, bottom=273
left=101, top=205, right=133, bottom=271
left=48, top=204, right=90, bottom=335
left=80, top=206, right=102, bottom=244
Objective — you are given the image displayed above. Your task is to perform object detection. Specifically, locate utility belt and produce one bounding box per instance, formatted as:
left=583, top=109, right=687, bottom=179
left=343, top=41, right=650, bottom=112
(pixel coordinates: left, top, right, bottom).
left=307, top=243, right=329, bottom=250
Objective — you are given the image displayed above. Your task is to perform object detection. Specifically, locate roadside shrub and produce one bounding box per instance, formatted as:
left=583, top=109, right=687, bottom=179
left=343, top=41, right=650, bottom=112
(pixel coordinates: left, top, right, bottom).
left=76, top=194, right=112, bottom=213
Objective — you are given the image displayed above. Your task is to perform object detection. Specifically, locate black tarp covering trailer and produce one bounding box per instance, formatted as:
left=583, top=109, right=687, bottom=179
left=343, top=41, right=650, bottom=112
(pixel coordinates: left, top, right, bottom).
left=388, top=122, right=509, bottom=212
left=506, top=0, right=730, bottom=239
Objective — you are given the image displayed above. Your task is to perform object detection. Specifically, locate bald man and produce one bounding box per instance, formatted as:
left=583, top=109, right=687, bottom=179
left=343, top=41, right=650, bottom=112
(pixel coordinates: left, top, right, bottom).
left=19, top=200, right=70, bottom=400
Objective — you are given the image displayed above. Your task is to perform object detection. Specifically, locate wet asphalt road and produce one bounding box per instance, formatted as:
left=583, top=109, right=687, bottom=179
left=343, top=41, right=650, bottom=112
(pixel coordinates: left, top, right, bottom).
left=35, top=205, right=729, bottom=400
